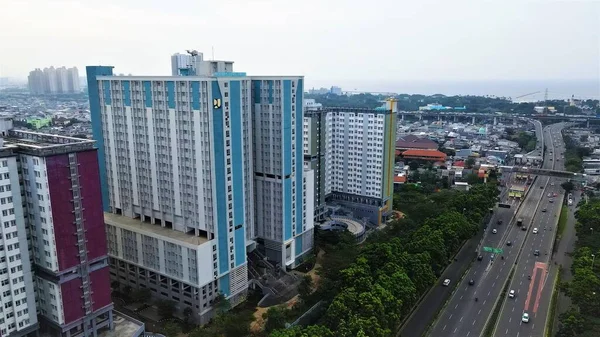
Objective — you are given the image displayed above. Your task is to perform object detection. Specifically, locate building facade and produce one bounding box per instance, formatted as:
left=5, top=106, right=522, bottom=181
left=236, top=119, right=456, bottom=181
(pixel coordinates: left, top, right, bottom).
left=252, top=77, right=313, bottom=267
left=0, top=119, right=113, bottom=337
left=324, top=104, right=397, bottom=225
left=303, top=99, right=326, bottom=222
left=87, top=57, right=313, bottom=323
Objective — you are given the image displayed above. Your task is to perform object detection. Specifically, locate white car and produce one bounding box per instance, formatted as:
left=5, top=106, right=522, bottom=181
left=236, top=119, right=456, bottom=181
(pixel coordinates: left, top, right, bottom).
left=522, top=313, right=530, bottom=323
left=509, top=290, right=515, bottom=298
left=443, top=279, right=451, bottom=286
left=492, top=229, right=497, bottom=234
left=533, top=228, right=538, bottom=234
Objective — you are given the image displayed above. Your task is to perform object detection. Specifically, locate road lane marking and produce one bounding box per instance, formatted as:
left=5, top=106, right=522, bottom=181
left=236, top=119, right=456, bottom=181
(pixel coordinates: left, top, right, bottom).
left=466, top=331, right=470, bottom=337
left=488, top=291, right=491, bottom=296
left=460, top=316, right=463, bottom=322
left=533, top=262, right=548, bottom=313
left=454, top=328, right=457, bottom=333
left=460, top=296, right=463, bottom=300
left=449, top=314, right=453, bottom=320
left=478, top=309, right=481, bottom=315
left=455, top=304, right=458, bottom=309
left=472, top=320, right=476, bottom=325
left=443, top=325, right=446, bottom=331
left=483, top=300, right=487, bottom=305
left=506, top=328, right=509, bottom=334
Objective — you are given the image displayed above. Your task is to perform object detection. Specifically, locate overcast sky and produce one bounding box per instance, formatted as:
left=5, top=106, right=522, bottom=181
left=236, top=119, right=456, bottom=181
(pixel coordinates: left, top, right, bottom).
left=1, top=0, right=599, bottom=91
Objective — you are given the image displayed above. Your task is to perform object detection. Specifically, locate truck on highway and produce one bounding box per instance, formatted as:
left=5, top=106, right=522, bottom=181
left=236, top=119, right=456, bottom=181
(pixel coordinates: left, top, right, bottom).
left=517, top=218, right=523, bottom=226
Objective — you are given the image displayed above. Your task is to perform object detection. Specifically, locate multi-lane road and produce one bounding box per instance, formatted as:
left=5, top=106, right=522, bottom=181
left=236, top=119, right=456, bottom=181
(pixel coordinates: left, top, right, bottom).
left=493, top=123, right=567, bottom=337
left=428, top=122, right=568, bottom=337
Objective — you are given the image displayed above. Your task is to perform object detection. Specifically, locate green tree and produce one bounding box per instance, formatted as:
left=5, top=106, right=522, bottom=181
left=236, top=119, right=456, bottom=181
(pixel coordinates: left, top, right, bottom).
left=132, top=288, right=151, bottom=303
left=557, top=309, right=586, bottom=337
left=157, top=300, right=176, bottom=319
left=270, top=325, right=334, bottom=337
left=465, top=173, right=481, bottom=185
left=213, top=292, right=231, bottom=314
left=263, top=306, right=288, bottom=333
left=298, top=275, right=314, bottom=303
left=182, top=307, right=193, bottom=324
left=408, top=161, right=419, bottom=171
left=465, top=157, right=476, bottom=169
left=162, top=322, right=181, bottom=337
left=561, top=181, right=574, bottom=194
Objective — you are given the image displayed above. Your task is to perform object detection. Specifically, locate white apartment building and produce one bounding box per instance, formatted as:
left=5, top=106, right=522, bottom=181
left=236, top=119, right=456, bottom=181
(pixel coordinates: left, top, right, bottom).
left=87, top=55, right=314, bottom=323
left=324, top=104, right=397, bottom=225
left=0, top=153, right=37, bottom=337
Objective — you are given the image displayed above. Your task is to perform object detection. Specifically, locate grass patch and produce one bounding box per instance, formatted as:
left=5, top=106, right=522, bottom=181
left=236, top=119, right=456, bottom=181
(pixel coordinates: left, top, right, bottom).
left=484, top=268, right=514, bottom=337
left=545, top=266, right=562, bottom=337
left=557, top=205, right=568, bottom=239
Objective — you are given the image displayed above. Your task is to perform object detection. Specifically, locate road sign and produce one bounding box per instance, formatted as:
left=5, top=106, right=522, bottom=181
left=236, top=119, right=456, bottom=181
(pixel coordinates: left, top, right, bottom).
left=483, top=247, right=503, bottom=254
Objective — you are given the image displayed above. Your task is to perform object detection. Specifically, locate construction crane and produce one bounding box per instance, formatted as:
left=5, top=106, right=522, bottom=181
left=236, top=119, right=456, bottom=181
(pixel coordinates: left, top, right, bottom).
left=514, top=91, right=542, bottom=100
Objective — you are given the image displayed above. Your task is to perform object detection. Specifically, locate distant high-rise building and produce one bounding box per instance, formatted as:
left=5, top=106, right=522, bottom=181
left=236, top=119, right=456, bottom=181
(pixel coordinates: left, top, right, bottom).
left=324, top=101, right=397, bottom=225
left=303, top=99, right=326, bottom=222
left=171, top=52, right=203, bottom=76
left=330, top=86, right=342, bottom=95
left=68, top=67, right=80, bottom=92
left=27, top=66, right=81, bottom=94
left=28, top=68, right=46, bottom=94
left=87, top=54, right=312, bottom=324
left=0, top=118, right=114, bottom=337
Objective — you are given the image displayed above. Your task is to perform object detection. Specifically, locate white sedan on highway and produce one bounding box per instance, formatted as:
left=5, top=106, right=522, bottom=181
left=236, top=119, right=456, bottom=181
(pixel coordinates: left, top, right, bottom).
left=533, top=228, right=538, bottom=234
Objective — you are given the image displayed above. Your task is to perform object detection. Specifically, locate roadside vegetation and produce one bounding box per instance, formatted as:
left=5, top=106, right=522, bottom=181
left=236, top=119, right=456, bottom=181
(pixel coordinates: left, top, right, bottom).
left=269, top=183, right=499, bottom=337
left=504, top=128, right=537, bottom=152
left=562, top=134, right=591, bottom=173
left=557, top=205, right=569, bottom=239
left=556, top=199, right=600, bottom=337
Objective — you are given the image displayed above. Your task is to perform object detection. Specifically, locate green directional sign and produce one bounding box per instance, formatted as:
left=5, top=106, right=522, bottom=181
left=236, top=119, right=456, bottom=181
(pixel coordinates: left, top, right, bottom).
left=483, top=247, right=504, bottom=254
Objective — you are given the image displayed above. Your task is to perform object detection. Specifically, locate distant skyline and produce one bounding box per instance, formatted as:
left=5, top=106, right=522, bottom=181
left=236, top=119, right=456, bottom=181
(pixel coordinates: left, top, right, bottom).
left=1, top=0, right=599, bottom=96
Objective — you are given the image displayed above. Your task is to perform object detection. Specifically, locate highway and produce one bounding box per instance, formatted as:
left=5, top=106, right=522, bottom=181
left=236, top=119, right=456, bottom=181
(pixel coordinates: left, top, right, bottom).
left=493, top=123, right=568, bottom=337
left=428, top=122, right=561, bottom=337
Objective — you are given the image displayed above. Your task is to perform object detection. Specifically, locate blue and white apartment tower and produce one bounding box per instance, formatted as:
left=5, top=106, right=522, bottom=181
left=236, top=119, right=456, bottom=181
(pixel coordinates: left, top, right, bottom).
left=86, top=54, right=313, bottom=324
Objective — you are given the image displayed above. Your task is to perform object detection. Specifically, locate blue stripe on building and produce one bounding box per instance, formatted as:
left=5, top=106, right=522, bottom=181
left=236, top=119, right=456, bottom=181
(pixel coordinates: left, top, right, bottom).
left=284, top=178, right=292, bottom=241
left=103, top=81, right=111, bottom=105
left=166, top=81, right=175, bottom=109
left=268, top=80, right=274, bottom=104
left=253, top=81, right=261, bottom=104
left=230, top=80, right=246, bottom=267
left=295, top=235, right=303, bottom=256
left=295, top=79, right=304, bottom=238
left=283, top=80, right=293, bottom=241
left=86, top=66, right=113, bottom=212
left=123, top=81, right=131, bottom=107
left=143, top=81, right=152, bottom=108
left=283, top=80, right=292, bottom=176
left=219, top=275, right=230, bottom=297
left=211, top=81, right=229, bottom=275
left=191, top=81, right=200, bottom=110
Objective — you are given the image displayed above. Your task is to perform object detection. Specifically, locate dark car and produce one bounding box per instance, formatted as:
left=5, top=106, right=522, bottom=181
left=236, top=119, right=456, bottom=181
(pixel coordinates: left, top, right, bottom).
left=506, top=241, right=512, bottom=246
left=497, top=220, right=503, bottom=225
left=522, top=226, right=527, bottom=231
left=542, top=208, right=547, bottom=212
left=469, top=279, right=475, bottom=286
left=477, top=255, right=483, bottom=261
left=534, top=250, right=540, bottom=256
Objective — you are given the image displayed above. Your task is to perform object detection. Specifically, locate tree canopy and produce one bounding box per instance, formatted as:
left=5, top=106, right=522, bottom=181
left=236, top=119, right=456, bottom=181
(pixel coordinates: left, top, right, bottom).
left=271, top=182, right=499, bottom=337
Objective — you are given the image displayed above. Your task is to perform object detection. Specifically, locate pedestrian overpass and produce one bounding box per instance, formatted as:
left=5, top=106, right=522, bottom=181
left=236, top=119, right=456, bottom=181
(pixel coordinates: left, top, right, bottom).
left=498, top=165, right=587, bottom=182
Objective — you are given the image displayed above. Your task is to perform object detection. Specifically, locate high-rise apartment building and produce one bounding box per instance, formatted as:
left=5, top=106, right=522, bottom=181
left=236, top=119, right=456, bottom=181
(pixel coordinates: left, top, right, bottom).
left=252, top=77, right=313, bottom=266
left=87, top=55, right=313, bottom=323
left=324, top=102, right=397, bottom=225
left=303, top=99, right=326, bottom=222
left=0, top=118, right=113, bottom=337
left=28, top=67, right=81, bottom=94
